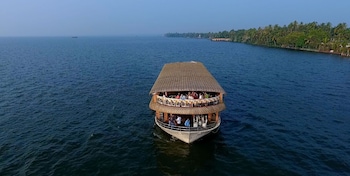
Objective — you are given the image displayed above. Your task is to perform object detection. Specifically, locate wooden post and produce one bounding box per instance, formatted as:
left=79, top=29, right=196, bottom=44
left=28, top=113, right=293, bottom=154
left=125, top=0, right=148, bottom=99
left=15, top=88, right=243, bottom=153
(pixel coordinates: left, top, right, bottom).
left=156, top=111, right=159, bottom=119
left=208, top=113, right=212, bottom=122
left=153, top=93, right=158, bottom=103
left=215, top=112, right=219, bottom=122
left=164, top=113, right=169, bottom=122
left=219, top=93, right=223, bottom=103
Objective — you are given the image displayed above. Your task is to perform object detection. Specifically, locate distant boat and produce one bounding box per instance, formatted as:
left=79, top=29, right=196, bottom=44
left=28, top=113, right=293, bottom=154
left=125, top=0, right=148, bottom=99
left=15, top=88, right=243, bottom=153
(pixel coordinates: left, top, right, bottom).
left=72, top=36, right=78, bottom=38
left=149, top=61, right=226, bottom=143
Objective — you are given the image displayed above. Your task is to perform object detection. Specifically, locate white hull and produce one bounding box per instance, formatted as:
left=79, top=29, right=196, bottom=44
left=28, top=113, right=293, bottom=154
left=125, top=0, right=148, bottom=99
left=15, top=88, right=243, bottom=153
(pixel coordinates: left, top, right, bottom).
left=155, top=116, right=221, bottom=143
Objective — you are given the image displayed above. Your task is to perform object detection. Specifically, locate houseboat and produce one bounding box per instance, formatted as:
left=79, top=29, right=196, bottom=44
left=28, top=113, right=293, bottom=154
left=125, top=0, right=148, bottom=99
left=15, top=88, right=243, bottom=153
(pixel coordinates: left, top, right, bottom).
left=149, top=61, right=226, bottom=143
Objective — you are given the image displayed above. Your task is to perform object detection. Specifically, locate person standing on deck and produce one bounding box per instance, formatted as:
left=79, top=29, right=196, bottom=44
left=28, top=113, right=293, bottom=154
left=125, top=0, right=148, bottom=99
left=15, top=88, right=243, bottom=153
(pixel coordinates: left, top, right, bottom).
left=176, top=116, right=182, bottom=125
left=184, top=118, right=190, bottom=127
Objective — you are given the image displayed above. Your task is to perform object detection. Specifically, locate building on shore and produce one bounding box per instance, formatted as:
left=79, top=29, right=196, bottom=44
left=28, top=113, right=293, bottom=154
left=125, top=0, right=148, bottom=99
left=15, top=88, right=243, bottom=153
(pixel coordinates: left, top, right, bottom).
left=211, top=38, right=232, bottom=42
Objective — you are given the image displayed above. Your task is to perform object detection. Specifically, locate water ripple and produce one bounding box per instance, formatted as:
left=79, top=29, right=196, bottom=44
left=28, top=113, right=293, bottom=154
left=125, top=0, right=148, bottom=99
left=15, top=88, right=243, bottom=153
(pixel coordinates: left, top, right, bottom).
left=0, top=37, right=349, bottom=175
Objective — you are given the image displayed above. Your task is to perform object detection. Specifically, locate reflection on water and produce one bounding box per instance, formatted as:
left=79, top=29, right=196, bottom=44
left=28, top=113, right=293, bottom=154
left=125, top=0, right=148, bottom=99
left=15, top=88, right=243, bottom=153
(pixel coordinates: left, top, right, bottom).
left=152, top=126, right=218, bottom=175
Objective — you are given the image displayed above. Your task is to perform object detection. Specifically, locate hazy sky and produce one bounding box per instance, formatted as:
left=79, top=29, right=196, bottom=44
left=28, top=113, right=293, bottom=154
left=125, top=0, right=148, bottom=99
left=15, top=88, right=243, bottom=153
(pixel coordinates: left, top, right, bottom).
left=1, top=0, right=350, bottom=36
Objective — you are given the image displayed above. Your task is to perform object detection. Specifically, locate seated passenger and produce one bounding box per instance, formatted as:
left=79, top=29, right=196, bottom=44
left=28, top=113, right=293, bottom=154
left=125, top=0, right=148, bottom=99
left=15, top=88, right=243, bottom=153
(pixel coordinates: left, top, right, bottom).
left=184, top=118, right=190, bottom=127
left=191, top=91, right=198, bottom=99
left=180, top=94, right=186, bottom=100
left=175, top=93, right=180, bottom=99
left=204, top=92, right=209, bottom=98
left=199, top=93, right=203, bottom=99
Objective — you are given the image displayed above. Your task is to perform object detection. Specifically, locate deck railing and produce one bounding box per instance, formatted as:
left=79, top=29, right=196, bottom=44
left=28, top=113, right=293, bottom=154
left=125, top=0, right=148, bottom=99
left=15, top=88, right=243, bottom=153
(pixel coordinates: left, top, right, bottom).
left=156, top=95, right=220, bottom=107
left=155, top=117, right=219, bottom=132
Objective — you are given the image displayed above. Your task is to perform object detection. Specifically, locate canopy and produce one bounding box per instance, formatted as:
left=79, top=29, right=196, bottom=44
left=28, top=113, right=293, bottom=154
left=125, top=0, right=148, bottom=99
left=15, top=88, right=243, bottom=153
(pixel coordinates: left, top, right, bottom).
left=149, top=61, right=226, bottom=94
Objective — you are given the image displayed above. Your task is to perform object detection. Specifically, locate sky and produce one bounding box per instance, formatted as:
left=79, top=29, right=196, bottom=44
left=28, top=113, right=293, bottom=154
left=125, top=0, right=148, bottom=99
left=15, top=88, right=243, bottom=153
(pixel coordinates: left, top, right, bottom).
left=1, top=0, right=350, bottom=36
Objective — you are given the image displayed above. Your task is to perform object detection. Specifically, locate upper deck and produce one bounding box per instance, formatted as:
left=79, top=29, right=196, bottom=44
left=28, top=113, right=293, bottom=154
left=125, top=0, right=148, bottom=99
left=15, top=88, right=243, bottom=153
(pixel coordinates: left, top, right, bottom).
left=149, top=61, right=225, bottom=115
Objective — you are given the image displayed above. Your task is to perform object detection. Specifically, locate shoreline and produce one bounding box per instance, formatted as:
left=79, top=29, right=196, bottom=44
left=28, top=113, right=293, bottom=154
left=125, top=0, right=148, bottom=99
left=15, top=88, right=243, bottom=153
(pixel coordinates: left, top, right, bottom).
left=209, top=37, right=350, bottom=58
left=278, top=46, right=350, bottom=57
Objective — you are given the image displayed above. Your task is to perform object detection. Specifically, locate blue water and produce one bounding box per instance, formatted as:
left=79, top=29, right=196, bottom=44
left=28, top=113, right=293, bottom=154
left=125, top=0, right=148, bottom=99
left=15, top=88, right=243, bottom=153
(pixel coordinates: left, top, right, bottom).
left=0, top=36, right=349, bottom=175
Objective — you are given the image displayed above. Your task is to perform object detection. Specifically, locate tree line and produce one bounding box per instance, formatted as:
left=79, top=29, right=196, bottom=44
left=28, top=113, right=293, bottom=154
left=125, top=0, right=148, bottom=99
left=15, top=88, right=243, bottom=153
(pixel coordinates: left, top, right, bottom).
left=165, top=21, right=350, bottom=56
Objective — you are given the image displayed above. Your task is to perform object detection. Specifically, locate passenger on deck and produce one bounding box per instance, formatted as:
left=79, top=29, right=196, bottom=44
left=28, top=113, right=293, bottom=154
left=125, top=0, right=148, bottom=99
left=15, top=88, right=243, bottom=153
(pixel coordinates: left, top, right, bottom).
left=176, top=116, right=182, bottom=125
left=204, top=92, right=209, bottom=98
left=199, top=93, right=203, bottom=99
left=169, top=116, right=175, bottom=127
left=202, top=116, right=208, bottom=128
left=193, top=116, right=198, bottom=127
left=191, top=91, right=198, bottom=99
left=187, top=91, right=193, bottom=99
left=184, top=118, right=190, bottom=127
left=162, top=94, right=166, bottom=104
left=180, top=94, right=186, bottom=100
left=175, top=93, right=180, bottom=99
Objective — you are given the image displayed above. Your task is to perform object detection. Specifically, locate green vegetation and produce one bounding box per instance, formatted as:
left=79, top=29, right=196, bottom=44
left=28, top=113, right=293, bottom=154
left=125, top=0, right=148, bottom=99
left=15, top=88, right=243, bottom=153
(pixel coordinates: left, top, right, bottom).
left=165, top=21, right=350, bottom=56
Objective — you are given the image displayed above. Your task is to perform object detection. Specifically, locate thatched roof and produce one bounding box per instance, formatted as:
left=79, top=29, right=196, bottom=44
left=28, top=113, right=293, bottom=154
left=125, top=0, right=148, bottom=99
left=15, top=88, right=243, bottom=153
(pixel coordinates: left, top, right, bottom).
left=149, top=61, right=225, bottom=94
left=149, top=101, right=226, bottom=115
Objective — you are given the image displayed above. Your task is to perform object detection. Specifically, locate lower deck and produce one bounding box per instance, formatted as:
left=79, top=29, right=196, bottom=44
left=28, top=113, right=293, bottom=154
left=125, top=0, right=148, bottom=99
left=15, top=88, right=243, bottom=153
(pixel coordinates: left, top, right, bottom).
left=156, top=113, right=219, bottom=132
left=154, top=115, right=221, bottom=143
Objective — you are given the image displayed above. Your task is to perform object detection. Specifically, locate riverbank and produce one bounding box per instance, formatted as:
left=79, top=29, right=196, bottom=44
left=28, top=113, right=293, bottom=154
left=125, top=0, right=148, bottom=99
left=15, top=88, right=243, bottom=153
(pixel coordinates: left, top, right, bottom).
left=165, top=21, right=350, bottom=58
left=279, top=46, right=350, bottom=57
left=208, top=37, right=350, bottom=57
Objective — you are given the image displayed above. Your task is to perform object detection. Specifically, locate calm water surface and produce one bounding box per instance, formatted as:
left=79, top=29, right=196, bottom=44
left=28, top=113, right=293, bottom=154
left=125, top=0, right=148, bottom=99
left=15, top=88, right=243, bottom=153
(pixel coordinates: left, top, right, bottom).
left=0, top=36, right=349, bottom=175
